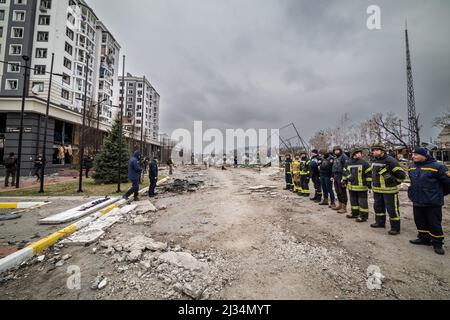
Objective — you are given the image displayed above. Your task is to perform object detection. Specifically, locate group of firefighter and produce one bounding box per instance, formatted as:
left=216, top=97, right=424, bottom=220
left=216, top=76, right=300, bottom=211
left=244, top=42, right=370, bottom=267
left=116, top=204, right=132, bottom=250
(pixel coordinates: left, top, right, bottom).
left=283, top=144, right=450, bottom=255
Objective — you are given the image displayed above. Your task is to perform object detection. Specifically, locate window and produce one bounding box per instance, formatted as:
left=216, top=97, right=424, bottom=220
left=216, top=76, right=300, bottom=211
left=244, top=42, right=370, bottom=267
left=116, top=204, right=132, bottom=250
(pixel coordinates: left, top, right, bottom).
left=35, top=48, right=47, bottom=58
left=6, top=80, right=18, bottom=90
left=13, top=11, right=26, bottom=22
left=11, top=27, right=24, bottom=39
left=15, top=0, right=28, bottom=4
left=63, top=57, right=72, bottom=70
left=62, top=73, right=70, bottom=85
left=32, top=82, right=45, bottom=93
left=127, top=89, right=133, bottom=95
left=127, top=97, right=133, bottom=102
left=0, top=27, right=3, bottom=38
left=34, top=65, right=46, bottom=75
left=7, top=62, right=21, bottom=73
left=64, top=42, right=72, bottom=55
left=128, top=82, right=134, bottom=87
left=9, top=44, right=22, bottom=55
left=61, top=89, right=70, bottom=100
left=38, top=15, right=50, bottom=25
left=37, top=31, right=49, bottom=42
left=0, top=10, right=5, bottom=21
left=66, top=27, right=74, bottom=40
left=40, top=0, right=51, bottom=9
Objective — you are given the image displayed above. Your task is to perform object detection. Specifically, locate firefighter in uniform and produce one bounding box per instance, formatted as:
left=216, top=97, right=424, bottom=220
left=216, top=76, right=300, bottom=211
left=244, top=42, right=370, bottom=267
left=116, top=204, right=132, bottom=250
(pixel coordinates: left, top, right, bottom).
left=370, top=143, right=406, bottom=235
left=284, top=154, right=294, bottom=191
left=291, top=154, right=302, bottom=194
left=309, top=149, right=322, bottom=202
left=299, top=152, right=311, bottom=197
left=408, top=147, right=450, bottom=255
left=343, top=147, right=372, bottom=222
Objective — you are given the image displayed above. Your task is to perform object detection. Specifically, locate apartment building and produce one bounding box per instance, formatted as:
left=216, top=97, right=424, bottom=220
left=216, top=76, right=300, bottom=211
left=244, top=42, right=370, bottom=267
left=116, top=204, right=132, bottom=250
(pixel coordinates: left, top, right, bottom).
left=120, top=73, right=160, bottom=143
left=0, top=0, right=127, bottom=175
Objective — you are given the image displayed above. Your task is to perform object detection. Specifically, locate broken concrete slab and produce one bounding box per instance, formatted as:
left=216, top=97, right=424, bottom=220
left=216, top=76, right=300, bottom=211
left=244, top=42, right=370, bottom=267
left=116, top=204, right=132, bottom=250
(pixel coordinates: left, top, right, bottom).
left=158, top=252, right=208, bottom=272
left=39, top=197, right=119, bottom=225
left=61, top=205, right=137, bottom=246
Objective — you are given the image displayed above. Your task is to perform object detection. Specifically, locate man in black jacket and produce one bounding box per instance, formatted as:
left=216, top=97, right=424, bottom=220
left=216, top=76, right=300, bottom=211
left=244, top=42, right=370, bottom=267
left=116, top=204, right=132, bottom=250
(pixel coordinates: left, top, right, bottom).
left=34, top=154, right=45, bottom=182
left=309, top=149, right=322, bottom=202
left=408, top=147, right=450, bottom=255
left=332, top=146, right=349, bottom=214
left=318, top=150, right=335, bottom=207
left=4, top=152, right=17, bottom=187
left=149, top=157, right=159, bottom=197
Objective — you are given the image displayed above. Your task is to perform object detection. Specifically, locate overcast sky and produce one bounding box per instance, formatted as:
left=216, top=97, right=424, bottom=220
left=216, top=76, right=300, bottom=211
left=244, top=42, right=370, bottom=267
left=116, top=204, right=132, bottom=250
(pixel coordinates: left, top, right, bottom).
left=90, top=0, right=450, bottom=142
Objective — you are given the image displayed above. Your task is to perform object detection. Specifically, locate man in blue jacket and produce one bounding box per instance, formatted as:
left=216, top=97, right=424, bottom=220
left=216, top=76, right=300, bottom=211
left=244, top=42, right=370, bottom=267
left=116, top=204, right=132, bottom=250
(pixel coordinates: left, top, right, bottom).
left=123, top=151, right=142, bottom=201
left=149, top=157, right=159, bottom=197
left=408, top=147, right=450, bottom=255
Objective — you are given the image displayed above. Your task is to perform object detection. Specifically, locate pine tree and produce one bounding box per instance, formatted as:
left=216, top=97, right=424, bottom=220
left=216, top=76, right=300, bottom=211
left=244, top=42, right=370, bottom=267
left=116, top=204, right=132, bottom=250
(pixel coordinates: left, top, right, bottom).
left=93, top=119, right=130, bottom=184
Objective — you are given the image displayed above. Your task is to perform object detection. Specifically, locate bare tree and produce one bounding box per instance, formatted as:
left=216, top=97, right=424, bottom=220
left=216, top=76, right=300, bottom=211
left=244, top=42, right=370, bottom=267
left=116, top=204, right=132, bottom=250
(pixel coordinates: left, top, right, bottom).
left=370, top=113, right=409, bottom=149
left=433, top=108, right=450, bottom=129
left=309, top=129, right=333, bottom=151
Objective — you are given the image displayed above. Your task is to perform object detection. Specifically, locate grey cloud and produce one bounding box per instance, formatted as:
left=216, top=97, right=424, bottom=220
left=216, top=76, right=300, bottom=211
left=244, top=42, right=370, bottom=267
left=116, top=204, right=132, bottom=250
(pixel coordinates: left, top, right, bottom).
left=90, top=0, right=450, bottom=142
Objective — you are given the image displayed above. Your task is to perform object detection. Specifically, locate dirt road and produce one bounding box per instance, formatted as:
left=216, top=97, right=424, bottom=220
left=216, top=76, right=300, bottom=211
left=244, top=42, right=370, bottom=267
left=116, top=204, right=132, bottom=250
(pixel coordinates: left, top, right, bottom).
left=1, top=166, right=449, bottom=300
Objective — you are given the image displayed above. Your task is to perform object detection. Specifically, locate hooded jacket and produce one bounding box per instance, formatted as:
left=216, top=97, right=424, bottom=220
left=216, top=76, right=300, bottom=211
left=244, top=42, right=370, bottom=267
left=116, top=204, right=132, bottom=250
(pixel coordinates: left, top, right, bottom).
left=149, top=158, right=158, bottom=179
left=408, top=155, right=450, bottom=207
left=128, top=151, right=142, bottom=181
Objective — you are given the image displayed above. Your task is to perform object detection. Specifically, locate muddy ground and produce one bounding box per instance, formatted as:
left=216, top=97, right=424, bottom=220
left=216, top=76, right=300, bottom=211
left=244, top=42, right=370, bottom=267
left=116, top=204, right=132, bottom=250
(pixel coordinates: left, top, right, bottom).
left=0, top=166, right=449, bottom=300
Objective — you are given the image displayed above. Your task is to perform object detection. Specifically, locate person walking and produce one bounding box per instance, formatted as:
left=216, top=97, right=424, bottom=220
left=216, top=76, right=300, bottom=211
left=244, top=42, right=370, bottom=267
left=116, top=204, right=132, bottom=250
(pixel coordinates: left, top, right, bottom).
left=34, top=154, right=45, bottom=182
left=123, top=151, right=142, bottom=202
left=408, top=147, right=450, bottom=255
left=83, top=155, right=94, bottom=178
left=4, top=152, right=17, bottom=187
left=149, top=157, right=159, bottom=197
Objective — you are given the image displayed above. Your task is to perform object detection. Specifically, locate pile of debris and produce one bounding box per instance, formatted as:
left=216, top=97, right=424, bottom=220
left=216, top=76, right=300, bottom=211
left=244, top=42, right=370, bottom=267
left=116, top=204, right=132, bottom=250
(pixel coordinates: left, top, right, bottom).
left=161, top=179, right=205, bottom=194
left=94, top=235, right=235, bottom=300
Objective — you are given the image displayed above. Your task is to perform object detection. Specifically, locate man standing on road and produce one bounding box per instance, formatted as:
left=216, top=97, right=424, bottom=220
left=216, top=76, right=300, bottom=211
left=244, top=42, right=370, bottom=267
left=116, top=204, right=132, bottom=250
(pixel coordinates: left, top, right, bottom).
left=408, top=147, right=450, bottom=255
left=284, top=154, right=293, bottom=191
left=149, top=157, right=159, bottom=198
left=343, top=147, right=372, bottom=222
left=123, top=151, right=142, bottom=202
left=370, top=143, right=406, bottom=236
left=4, top=152, right=17, bottom=187
left=291, top=154, right=302, bottom=194
left=331, top=146, right=349, bottom=214
left=318, top=150, right=336, bottom=207
left=299, top=152, right=311, bottom=197
left=309, top=149, right=322, bottom=202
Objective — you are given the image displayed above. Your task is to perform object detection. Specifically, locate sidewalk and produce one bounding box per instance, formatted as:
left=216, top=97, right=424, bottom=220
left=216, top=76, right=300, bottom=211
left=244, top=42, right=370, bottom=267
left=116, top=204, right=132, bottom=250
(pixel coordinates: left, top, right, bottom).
left=0, top=168, right=80, bottom=193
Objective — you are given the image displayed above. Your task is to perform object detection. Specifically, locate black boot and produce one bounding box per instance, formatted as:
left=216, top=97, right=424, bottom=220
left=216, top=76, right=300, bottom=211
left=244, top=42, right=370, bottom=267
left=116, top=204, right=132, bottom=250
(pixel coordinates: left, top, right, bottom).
left=434, top=246, right=445, bottom=255
left=410, top=239, right=431, bottom=246
left=370, top=222, right=385, bottom=229
left=388, top=229, right=400, bottom=236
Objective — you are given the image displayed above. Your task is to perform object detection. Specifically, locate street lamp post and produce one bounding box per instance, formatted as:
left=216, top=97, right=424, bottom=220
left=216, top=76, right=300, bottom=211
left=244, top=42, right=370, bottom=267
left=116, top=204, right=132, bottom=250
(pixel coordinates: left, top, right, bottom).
left=117, top=55, right=125, bottom=193
left=95, top=98, right=108, bottom=154
left=78, top=52, right=90, bottom=193
left=15, top=55, right=30, bottom=189
left=39, top=53, right=56, bottom=193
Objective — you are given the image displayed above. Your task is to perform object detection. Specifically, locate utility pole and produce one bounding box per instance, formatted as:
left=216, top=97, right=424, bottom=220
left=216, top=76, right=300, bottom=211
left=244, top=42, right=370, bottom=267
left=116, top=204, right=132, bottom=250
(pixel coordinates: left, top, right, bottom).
left=15, top=55, right=30, bottom=189
left=78, top=52, right=90, bottom=193
left=140, top=76, right=146, bottom=157
left=117, top=55, right=125, bottom=193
